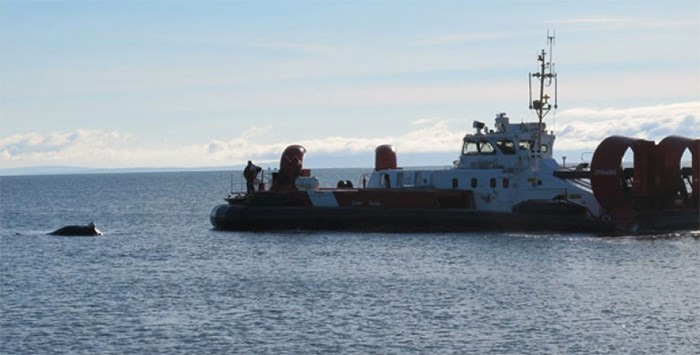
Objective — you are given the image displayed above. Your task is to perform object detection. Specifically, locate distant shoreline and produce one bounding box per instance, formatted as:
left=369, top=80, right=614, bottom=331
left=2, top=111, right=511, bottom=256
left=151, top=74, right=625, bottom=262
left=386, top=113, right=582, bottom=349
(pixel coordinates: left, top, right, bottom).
left=0, top=166, right=235, bottom=177
left=4, top=157, right=690, bottom=177
left=0, top=166, right=376, bottom=177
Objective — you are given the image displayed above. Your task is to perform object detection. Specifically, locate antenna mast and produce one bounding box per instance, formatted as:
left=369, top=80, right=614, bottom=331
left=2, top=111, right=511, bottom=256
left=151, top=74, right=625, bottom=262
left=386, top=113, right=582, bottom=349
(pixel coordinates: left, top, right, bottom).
left=528, top=31, right=558, bottom=156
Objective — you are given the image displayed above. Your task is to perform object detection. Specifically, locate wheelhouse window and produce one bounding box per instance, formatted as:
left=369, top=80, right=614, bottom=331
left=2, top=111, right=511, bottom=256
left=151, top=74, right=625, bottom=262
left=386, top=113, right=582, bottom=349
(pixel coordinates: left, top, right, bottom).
left=463, top=141, right=479, bottom=155
left=519, top=140, right=534, bottom=150
left=496, top=140, right=515, bottom=154
left=479, top=141, right=495, bottom=154
left=463, top=140, right=496, bottom=155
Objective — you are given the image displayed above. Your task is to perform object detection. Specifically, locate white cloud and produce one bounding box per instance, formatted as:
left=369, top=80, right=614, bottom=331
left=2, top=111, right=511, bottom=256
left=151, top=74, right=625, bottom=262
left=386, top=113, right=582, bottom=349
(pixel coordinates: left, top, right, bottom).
left=548, top=16, right=699, bottom=29
left=411, top=117, right=437, bottom=126
left=410, top=31, right=525, bottom=46
left=555, top=102, right=700, bottom=152
left=1, top=102, right=698, bottom=170
left=240, top=125, right=274, bottom=139
left=0, top=120, right=463, bottom=169
left=0, top=130, right=130, bottom=159
left=255, top=41, right=346, bottom=56
left=548, top=17, right=632, bottom=25
left=0, top=129, right=193, bottom=169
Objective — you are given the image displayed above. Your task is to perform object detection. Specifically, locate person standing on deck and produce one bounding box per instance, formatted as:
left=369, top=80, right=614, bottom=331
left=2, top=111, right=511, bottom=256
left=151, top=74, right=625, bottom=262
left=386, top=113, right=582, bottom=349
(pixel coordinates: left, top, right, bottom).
left=243, top=160, right=262, bottom=195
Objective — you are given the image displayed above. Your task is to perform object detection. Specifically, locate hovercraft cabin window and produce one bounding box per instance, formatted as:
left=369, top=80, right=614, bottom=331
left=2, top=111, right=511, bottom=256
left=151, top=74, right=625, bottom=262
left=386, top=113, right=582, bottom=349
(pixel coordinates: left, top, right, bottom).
left=496, top=140, right=515, bottom=154
left=519, top=140, right=533, bottom=150
left=463, top=141, right=479, bottom=155
left=479, top=141, right=495, bottom=154
left=463, top=141, right=496, bottom=155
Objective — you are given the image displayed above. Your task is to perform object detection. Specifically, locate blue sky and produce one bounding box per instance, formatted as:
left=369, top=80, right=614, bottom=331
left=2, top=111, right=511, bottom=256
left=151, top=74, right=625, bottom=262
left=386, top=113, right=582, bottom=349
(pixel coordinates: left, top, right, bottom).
left=1, top=0, right=699, bottom=170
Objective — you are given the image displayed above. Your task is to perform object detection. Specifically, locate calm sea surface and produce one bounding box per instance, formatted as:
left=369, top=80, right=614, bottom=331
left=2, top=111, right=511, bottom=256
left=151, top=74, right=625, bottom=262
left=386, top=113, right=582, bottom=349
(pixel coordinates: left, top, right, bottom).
left=1, top=170, right=699, bottom=354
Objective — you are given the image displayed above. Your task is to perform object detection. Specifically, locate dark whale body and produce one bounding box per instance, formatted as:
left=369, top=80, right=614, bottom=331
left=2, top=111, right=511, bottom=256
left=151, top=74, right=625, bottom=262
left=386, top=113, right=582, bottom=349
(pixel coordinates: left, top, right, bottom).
left=49, top=222, right=102, bottom=236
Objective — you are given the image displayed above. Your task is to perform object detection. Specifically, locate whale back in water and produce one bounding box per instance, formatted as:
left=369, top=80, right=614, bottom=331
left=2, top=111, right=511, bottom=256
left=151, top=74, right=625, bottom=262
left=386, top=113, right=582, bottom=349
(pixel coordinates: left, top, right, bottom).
left=49, top=222, right=103, bottom=236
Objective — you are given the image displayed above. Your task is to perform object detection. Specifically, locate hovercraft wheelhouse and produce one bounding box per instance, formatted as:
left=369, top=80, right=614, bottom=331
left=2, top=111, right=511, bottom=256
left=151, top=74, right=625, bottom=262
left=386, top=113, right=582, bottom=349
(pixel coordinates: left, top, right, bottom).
left=211, top=35, right=699, bottom=234
left=365, top=112, right=599, bottom=216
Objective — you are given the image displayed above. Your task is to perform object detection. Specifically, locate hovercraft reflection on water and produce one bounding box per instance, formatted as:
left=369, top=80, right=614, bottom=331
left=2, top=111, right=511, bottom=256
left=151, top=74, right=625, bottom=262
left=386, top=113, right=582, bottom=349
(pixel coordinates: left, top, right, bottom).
left=210, top=35, right=699, bottom=234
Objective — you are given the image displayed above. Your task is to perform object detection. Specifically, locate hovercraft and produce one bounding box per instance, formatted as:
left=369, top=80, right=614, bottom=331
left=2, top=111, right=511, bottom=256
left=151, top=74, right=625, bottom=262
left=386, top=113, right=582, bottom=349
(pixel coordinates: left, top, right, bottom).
left=211, top=35, right=699, bottom=234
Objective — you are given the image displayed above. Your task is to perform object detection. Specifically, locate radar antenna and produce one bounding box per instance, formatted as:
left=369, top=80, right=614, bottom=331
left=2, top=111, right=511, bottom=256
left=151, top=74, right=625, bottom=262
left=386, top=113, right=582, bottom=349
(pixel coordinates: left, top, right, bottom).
left=528, top=31, right=558, bottom=158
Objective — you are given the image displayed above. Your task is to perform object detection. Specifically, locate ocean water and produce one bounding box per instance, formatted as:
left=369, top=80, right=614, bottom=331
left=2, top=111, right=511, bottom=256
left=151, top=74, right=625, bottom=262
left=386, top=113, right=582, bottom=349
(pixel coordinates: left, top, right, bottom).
left=1, top=170, right=699, bottom=354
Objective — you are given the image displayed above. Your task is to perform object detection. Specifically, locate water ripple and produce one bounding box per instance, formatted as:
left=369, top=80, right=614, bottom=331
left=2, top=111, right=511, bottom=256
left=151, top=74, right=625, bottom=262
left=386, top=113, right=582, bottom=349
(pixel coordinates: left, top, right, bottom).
left=2, top=172, right=699, bottom=354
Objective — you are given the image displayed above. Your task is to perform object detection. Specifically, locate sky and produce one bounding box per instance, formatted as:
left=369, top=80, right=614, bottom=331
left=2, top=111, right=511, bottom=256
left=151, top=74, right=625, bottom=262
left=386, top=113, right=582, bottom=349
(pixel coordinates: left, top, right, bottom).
left=1, top=0, right=699, bottom=171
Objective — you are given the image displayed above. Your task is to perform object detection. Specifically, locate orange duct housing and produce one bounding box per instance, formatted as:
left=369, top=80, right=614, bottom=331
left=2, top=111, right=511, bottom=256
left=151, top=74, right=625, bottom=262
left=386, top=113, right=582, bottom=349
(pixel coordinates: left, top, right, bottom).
left=657, top=136, right=700, bottom=206
left=590, top=136, right=655, bottom=216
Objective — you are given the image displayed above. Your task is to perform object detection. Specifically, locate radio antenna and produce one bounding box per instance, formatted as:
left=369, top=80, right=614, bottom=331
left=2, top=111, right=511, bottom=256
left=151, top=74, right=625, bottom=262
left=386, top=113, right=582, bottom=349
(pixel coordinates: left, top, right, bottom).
left=529, top=31, right=558, bottom=157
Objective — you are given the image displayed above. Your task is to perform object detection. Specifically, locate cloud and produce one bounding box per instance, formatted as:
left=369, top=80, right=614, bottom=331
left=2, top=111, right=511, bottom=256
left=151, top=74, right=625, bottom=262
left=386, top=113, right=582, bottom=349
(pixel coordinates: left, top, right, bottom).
left=254, top=41, right=346, bottom=57
left=240, top=125, right=274, bottom=139
left=548, top=17, right=632, bottom=25
left=0, top=120, right=464, bottom=169
left=547, top=16, right=699, bottom=30
left=555, top=102, right=700, bottom=152
left=411, top=31, right=524, bottom=46
left=2, top=102, right=698, bottom=170
left=411, top=117, right=438, bottom=126
left=0, top=130, right=130, bottom=159
left=0, top=129, right=199, bottom=169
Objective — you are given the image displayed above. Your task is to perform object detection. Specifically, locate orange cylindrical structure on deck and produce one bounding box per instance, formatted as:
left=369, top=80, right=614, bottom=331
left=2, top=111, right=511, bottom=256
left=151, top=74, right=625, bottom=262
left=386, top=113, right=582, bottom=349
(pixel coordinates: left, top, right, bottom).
left=657, top=136, right=700, bottom=206
left=375, top=144, right=398, bottom=171
left=590, top=136, right=655, bottom=216
left=272, top=145, right=306, bottom=191
left=280, top=145, right=306, bottom=178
